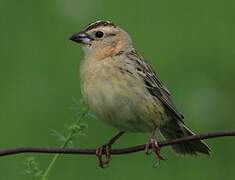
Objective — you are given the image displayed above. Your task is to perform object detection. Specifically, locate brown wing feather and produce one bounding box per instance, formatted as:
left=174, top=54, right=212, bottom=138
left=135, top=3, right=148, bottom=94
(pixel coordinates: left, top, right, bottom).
left=126, top=49, right=184, bottom=121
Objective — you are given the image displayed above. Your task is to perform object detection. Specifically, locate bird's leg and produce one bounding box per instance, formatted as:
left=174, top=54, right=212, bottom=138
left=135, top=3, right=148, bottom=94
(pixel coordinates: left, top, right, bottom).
left=96, top=131, right=125, bottom=168
left=145, top=128, right=165, bottom=160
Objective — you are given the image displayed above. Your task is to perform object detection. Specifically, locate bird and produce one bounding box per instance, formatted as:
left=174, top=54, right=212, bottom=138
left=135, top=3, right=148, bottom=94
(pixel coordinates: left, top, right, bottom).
left=69, top=20, right=210, bottom=167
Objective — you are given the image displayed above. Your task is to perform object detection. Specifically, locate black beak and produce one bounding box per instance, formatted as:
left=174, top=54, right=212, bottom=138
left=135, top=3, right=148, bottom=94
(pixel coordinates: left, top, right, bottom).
left=69, top=31, right=93, bottom=44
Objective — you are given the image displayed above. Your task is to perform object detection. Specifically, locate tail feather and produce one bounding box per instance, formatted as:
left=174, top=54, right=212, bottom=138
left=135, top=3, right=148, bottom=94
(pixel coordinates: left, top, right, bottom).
left=160, top=120, right=211, bottom=155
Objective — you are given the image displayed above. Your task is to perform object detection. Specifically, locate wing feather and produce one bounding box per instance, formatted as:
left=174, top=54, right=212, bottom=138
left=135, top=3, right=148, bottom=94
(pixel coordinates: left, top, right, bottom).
left=126, top=50, right=184, bottom=121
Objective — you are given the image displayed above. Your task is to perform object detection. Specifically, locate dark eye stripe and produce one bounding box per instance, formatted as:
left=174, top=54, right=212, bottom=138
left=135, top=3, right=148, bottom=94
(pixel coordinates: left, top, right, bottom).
left=106, top=33, right=116, bottom=37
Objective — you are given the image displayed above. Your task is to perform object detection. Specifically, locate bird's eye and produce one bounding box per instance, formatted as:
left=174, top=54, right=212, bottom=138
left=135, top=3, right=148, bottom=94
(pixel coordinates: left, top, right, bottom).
left=95, top=31, right=104, bottom=38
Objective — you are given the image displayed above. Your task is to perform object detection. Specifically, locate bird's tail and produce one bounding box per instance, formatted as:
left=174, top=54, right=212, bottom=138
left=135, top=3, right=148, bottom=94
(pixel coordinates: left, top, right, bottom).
left=160, top=120, right=211, bottom=155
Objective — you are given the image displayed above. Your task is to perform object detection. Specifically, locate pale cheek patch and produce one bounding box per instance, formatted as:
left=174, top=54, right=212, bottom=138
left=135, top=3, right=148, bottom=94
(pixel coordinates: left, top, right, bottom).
left=82, top=43, right=93, bottom=53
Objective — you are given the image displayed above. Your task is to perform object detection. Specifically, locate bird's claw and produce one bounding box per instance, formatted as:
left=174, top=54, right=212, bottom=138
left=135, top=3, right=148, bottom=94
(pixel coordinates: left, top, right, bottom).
left=145, top=138, right=165, bottom=160
left=144, top=141, right=152, bottom=155
left=96, top=144, right=112, bottom=168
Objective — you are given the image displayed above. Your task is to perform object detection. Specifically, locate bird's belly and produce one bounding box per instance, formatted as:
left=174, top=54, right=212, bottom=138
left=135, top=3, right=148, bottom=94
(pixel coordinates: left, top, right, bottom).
left=81, top=71, right=167, bottom=132
left=86, top=88, right=155, bottom=132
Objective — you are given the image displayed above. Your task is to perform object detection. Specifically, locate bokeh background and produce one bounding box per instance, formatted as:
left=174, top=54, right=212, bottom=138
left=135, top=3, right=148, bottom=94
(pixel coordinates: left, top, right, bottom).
left=1, top=0, right=235, bottom=179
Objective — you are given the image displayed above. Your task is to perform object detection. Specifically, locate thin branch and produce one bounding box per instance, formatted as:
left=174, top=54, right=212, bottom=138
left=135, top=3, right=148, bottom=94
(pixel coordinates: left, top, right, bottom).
left=1, top=130, right=235, bottom=157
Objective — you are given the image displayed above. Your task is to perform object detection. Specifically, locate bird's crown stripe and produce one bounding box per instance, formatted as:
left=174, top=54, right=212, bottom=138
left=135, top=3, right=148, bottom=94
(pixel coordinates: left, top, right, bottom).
left=83, top=20, right=116, bottom=31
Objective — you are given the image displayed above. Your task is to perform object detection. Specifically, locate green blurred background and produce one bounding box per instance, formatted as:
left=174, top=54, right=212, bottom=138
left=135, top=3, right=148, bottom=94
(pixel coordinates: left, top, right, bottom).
left=1, top=0, right=235, bottom=179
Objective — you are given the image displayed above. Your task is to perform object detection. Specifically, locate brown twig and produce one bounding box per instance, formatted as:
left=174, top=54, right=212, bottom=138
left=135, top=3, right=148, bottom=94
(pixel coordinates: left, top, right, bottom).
left=0, top=130, right=235, bottom=157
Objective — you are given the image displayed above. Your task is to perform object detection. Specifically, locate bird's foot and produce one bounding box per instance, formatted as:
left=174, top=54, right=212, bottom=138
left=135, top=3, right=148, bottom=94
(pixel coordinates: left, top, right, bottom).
left=145, top=136, right=165, bottom=160
left=95, top=131, right=124, bottom=168
left=96, top=143, right=112, bottom=168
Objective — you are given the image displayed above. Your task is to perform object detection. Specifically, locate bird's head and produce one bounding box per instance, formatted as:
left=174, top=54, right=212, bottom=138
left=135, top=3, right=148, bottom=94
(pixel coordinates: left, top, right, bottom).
left=70, top=20, right=133, bottom=59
